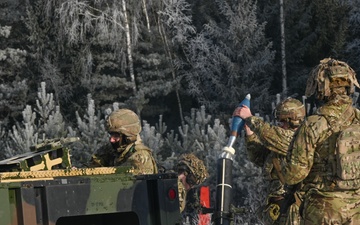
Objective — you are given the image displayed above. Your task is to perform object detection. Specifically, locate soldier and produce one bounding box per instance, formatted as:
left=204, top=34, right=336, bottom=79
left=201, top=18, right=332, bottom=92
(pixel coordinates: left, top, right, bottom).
left=234, top=97, right=305, bottom=225
left=89, top=109, right=158, bottom=174
left=175, top=153, right=209, bottom=224
left=282, top=58, right=360, bottom=225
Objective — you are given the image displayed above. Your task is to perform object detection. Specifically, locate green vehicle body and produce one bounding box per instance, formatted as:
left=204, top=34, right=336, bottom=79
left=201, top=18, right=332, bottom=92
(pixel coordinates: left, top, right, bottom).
left=0, top=139, right=182, bottom=225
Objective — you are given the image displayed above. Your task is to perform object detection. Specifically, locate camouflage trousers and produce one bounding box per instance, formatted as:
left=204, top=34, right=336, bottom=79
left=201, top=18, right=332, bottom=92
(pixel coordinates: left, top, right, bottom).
left=301, top=189, right=360, bottom=225
left=278, top=204, right=301, bottom=225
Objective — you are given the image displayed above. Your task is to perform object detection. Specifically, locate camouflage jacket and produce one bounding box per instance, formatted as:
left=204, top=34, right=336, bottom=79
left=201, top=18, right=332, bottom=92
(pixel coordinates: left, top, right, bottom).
left=178, top=179, right=187, bottom=213
left=245, top=116, right=295, bottom=193
left=282, top=95, right=360, bottom=191
left=90, top=138, right=158, bottom=175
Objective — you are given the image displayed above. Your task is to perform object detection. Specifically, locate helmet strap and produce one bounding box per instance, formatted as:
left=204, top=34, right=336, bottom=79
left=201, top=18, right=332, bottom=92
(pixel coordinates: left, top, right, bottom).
left=126, top=135, right=137, bottom=143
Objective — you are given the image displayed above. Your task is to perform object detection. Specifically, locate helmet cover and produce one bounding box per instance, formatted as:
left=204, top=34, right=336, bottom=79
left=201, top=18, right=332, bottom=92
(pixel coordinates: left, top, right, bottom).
left=305, top=58, right=360, bottom=99
left=176, top=153, right=208, bottom=185
left=274, top=98, right=305, bottom=128
left=106, top=109, right=141, bottom=137
left=274, top=98, right=305, bottom=122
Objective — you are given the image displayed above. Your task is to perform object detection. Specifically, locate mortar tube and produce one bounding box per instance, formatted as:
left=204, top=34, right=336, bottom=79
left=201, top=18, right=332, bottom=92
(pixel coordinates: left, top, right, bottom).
left=213, top=147, right=235, bottom=225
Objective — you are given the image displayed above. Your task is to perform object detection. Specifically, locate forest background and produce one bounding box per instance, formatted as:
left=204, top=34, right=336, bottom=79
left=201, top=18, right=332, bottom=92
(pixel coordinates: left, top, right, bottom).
left=1, top=0, right=360, bottom=224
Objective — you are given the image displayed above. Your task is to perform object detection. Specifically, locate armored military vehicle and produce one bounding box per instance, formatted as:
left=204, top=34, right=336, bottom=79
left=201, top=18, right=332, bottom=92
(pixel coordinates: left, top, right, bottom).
left=0, top=138, right=181, bottom=225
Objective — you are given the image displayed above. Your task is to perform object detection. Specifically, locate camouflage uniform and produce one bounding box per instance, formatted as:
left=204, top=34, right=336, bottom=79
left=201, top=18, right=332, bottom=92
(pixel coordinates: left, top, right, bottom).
left=283, top=58, right=360, bottom=225
left=178, top=179, right=187, bottom=212
left=176, top=153, right=209, bottom=224
left=90, top=109, right=157, bottom=175
left=244, top=98, right=304, bottom=225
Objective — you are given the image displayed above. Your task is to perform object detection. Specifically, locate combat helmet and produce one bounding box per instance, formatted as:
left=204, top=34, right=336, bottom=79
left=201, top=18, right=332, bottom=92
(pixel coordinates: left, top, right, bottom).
left=274, top=98, right=305, bottom=128
left=106, top=109, right=141, bottom=142
left=305, top=58, right=360, bottom=100
left=176, top=153, right=208, bottom=186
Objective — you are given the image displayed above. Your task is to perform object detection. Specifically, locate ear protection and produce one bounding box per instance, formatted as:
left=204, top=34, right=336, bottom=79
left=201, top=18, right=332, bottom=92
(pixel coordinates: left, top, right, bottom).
left=177, top=164, right=197, bottom=186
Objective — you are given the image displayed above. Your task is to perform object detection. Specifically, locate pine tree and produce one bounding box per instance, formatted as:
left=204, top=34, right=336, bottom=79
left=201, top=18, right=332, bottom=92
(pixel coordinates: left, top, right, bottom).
left=55, top=0, right=183, bottom=119
left=141, top=118, right=165, bottom=163
left=179, top=0, right=275, bottom=114
left=284, top=0, right=350, bottom=96
left=6, top=82, right=67, bottom=156
left=8, top=105, right=39, bottom=156
left=0, top=25, right=29, bottom=127
left=24, top=0, right=77, bottom=103
left=67, top=94, right=109, bottom=167
left=345, top=1, right=360, bottom=74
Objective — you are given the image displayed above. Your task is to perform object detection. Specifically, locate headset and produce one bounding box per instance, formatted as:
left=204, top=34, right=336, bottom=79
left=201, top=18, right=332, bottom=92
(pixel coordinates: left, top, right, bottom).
left=177, top=164, right=197, bottom=186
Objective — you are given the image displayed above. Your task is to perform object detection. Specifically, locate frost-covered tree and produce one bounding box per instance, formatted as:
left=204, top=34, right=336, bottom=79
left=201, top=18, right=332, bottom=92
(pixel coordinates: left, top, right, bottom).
left=55, top=0, right=181, bottom=118
left=121, top=0, right=196, bottom=122
left=67, top=94, right=110, bottom=167
left=179, top=0, right=275, bottom=114
left=158, top=0, right=199, bottom=123
left=6, top=82, right=67, bottom=157
left=8, top=105, right=39, bottom=156
left=22, top=0, right=83, bottom=119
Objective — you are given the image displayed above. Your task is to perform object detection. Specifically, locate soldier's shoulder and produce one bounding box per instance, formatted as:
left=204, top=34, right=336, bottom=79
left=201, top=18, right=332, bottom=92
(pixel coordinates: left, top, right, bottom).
left=303, top=114, right=329, bottom=135
left=134, top=142, right=152, bottom=152
left=131, top=146, right=155, bottom=161
left=305, top=114, right=326, bottom=124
